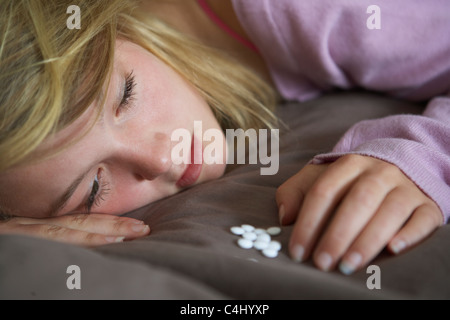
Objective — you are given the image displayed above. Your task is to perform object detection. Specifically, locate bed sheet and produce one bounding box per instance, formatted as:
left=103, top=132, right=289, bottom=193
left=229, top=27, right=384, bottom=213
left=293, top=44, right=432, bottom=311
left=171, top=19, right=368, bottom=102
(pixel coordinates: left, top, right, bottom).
left=1, top=91, right=449, bottom=300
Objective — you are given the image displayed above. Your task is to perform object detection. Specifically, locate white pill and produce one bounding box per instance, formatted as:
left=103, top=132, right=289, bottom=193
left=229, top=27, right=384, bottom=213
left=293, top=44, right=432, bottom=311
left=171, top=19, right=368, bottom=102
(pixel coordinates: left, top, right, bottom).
left=256, top=233, right=271, bottom=243
left=242, top=232, right=257, bottom=241
left=237, top=238, right=253, bottom=249
left=230, top=226, right=245, bottom=235
left=241, top=224, right=255, bottom=232
left=254, top=228, right=266, bottom=235
left=267, top=227, right=281, bottom=236
left=267, top=240, right=281, bottom=251
left=262, top=248, right=278, bottom=258
left=253, top=241, right=269, bottom=251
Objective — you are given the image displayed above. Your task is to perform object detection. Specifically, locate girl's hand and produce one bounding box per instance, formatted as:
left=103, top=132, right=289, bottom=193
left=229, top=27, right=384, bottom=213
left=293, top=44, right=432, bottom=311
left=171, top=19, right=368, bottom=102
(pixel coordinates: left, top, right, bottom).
left=276, top=154, right=443, bottom=274
left=0, top=213, right=150, bottom=247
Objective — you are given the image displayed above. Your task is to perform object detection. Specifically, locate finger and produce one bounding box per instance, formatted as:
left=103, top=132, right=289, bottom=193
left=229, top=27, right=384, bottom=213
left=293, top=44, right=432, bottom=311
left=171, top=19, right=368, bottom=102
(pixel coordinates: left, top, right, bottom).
left=0, top=222, right=127, bottom=247
left=288, top=157, right=363, bottom=262
left=388, top=202, right=442, bottom=255
left=18, top=213, right=143, bottom=225
left=311, top=171, right=393, bottom=272
left=16, top=213, right=150, bottom=240
left=276, top=165, right=327, bottom=225
left=337, top=187, right=418, bottom=275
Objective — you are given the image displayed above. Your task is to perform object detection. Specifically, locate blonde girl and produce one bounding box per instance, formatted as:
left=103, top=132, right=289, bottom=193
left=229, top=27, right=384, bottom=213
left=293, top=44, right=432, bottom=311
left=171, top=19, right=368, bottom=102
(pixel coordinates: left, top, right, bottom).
left=0, top=0, right=449, bottom=275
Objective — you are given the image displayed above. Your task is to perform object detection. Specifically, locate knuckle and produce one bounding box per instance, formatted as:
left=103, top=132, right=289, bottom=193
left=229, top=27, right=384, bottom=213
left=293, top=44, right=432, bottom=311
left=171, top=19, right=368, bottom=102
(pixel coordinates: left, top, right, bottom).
left=275, top=184, right=289, bottom=200
left=352, top=178, right=384, bottom=207
left=44, top=224, right=64, bottom=237
left=394, top=187, right=417, bottom=207
left=385, top=192, right=411, bottom=214
left=423, top=203, right=443, bottom=226
left=322, top=231, right=349, bottom=254
left=309, top=180, right=335, bottom=200
left=362, top=172, right=386, bottom=189
left=336, top=154, right=363, bottom=168
left=376, top=161, right=402, bottom=179
left=370, top=231, right=387, bottom=246
left=275, top=183, right=286, bottom=195
left=297, top=216, right=316, bottom=233
left=352, top=187, right=377, bottom=209
left=83, top=232, right=97, bottom=243
left=69, top=214, right=89, bottom=226
left=112, top=220, right=126, bottom=233
left=278, top=174, right=300, bottom=192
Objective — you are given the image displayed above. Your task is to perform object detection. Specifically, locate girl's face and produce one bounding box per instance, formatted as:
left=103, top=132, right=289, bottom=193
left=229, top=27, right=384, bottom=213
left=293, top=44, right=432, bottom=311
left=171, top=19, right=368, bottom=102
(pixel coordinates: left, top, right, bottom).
left=0, top=40, right=227, bottom=218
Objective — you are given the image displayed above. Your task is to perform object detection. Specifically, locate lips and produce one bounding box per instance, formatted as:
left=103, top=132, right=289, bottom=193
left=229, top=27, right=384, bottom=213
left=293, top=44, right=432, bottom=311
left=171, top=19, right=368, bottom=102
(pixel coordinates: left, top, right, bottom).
left=176, top=134, right=202, bottom=188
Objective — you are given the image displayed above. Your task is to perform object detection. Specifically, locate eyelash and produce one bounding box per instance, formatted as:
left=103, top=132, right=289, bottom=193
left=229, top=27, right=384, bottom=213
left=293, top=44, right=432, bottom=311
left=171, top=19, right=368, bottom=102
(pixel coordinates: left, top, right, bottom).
left=86, top=169, right=110, bottom=213
left=118, top=71, right=136, bottom=114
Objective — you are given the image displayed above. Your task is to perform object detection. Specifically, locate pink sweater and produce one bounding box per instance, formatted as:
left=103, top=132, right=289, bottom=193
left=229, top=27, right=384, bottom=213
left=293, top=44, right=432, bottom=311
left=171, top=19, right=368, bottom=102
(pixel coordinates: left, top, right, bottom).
left=232, top=0, right=450, bottom=222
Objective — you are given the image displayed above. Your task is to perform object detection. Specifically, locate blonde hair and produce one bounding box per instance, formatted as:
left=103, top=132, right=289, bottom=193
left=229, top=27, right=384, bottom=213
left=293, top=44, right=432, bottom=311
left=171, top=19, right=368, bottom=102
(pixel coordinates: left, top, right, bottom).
left=0, top=0, right=278, bottom=174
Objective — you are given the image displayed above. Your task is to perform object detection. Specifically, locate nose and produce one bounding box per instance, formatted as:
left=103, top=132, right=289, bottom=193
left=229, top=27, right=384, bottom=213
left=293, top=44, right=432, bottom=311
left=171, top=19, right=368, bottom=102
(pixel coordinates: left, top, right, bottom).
left=118, top=132, right=173, bottom=181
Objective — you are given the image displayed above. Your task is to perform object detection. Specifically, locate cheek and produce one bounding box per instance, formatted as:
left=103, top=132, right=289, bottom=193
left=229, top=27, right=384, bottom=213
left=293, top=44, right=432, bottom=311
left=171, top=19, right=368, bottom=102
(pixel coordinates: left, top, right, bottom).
left=101, top=186, right=157, bottom=215
left=101, top=172, right=178, bottom=215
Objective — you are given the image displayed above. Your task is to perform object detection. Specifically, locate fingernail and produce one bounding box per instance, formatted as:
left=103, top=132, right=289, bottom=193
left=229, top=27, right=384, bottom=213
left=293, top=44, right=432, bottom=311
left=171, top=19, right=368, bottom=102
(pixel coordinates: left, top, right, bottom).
left=279, top=205, right=285, bottom=225
left=391, top=239, right=407, bottom=254
left=291, top=244, right=304, bottom=262
left=132, top=224, right=150, bottom=233
left=316, top=252, right=333, bottom=271
left=105, top=236, right=125, bottom=243
left=339, top=252, right=362, bottom=275
left=131, top=220, right=145, bottom=225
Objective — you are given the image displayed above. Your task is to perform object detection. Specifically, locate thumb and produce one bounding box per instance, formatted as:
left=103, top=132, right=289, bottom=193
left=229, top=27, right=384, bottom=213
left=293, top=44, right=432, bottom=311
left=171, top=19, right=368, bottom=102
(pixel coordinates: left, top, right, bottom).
left=276, top=164, right=326, bottom=225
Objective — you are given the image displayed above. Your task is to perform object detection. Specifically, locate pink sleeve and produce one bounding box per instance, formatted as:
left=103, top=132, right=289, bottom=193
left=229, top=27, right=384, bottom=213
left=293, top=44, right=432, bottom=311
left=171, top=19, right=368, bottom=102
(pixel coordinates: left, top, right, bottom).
left=233, top=0, right=450, bottom=102
left=312, top=95, right=450, bottom=223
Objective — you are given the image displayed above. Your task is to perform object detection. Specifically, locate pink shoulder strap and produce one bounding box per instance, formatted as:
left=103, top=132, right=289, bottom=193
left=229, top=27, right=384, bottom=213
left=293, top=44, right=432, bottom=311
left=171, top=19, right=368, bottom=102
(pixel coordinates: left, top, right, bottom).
left=197, top=0, right=259, bottom=53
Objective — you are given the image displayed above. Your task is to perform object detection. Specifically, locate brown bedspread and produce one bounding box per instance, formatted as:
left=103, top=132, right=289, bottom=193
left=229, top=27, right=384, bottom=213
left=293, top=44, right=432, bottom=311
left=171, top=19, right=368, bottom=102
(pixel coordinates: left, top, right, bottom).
left=1, top=91, right=449, bottom=300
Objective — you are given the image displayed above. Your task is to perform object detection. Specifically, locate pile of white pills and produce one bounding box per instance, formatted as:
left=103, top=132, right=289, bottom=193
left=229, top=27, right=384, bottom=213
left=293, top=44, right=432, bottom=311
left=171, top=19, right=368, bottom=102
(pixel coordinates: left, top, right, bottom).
left=230, top=224, right=282, bottom=258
